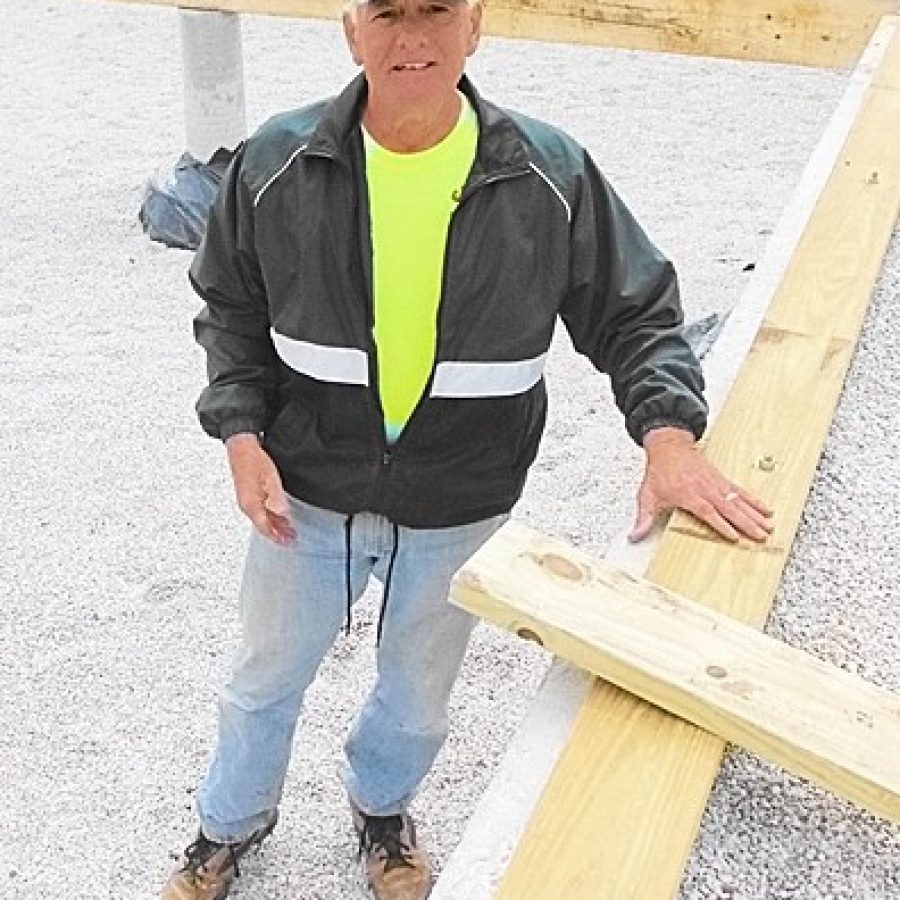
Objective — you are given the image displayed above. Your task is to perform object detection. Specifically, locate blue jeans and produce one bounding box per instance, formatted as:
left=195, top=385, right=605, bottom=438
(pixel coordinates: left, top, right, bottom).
left=197, top=496, right=507, bottom=843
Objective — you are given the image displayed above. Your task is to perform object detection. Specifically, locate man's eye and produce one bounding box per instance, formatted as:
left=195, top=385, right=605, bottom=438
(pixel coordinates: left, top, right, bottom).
left=426, top=3, right=452, bottom=12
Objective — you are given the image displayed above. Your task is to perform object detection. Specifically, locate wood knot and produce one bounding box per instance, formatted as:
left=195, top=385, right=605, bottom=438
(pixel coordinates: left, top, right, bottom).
left=535, top=552, right=584, bottom=581
left=516, top=627, right=544, bottom=646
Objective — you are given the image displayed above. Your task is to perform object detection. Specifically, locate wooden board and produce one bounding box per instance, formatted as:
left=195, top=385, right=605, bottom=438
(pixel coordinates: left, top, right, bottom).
left=101, top=0, right=899, bottom=68
left=492, top=15, right=900, bottom=900
left=482, top=0, right=897, bottom=68
left=453, top=520, right=900, bottom=823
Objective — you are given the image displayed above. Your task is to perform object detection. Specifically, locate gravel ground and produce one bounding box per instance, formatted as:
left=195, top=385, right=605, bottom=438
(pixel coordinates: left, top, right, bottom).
left=1, top=2, right=896, bottom=898
left=679, top=230, right=900, bottom=900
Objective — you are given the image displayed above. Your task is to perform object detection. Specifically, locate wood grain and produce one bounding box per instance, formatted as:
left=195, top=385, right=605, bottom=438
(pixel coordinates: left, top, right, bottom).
left=492, top=16, right=900, bottom=900
left=453, top=521, right=900, bottom=825
left=101, top=0, right=899, bottom=67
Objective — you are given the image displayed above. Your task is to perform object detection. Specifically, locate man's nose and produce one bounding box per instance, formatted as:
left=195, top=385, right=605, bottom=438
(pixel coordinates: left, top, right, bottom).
left=394, top=10, right=431, bottom=41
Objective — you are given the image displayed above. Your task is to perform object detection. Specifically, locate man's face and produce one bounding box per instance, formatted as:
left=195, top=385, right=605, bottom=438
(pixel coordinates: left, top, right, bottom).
left=344, top=0, right=482, bottom=109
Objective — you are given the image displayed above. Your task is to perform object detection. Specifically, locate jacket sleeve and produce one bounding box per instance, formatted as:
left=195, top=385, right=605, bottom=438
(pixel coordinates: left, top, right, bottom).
left=189, top=145, right=278, bottom=441
left=559, top=151, right=708, bottom=445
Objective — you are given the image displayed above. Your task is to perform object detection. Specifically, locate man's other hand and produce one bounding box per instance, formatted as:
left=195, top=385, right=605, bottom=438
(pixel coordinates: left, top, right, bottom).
left=225, top=433, right=297, bottom=546
left=629, top=426, right=774, bottom=543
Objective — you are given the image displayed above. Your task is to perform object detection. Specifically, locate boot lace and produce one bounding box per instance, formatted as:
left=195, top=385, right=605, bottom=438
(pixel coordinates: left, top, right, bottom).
left=183, top=834, right=242, bottom=880
left=358, top=815, right=415, bottom=873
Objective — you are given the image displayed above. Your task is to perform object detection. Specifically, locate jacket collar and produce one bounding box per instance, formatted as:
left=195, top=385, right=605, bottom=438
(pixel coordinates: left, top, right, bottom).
left=305, top=72, right=531, bottom=177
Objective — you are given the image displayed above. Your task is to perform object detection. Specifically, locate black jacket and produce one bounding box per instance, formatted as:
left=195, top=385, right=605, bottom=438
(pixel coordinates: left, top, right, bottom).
left=191, top=75, right=706, bottom=528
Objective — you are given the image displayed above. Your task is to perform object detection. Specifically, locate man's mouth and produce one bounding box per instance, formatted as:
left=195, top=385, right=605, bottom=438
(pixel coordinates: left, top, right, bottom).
left=393, top=62, right=434, bottom=71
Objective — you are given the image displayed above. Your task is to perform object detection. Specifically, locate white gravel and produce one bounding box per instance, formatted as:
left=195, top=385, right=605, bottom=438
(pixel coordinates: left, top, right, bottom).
left=1, top=2, right=896, bottom=898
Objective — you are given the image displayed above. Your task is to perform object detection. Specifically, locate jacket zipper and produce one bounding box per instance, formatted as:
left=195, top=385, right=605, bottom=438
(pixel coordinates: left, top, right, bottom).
left=386, top=167, right=529, bottom=453
left=305, top=143, right=391, bottom=466
left=355, top=137, right=529, bottom=466
left=352, top=146, right=394, bottom=467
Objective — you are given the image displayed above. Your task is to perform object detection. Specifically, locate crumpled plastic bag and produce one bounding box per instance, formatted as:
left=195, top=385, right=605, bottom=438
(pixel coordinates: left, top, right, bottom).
left=138, top=146, right=236, bottom=250
left=683, top=309, right=731, bottom=360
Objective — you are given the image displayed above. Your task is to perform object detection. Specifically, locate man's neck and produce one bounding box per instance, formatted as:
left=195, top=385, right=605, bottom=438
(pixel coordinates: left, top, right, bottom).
left=362, top=91, right=463, bottom=153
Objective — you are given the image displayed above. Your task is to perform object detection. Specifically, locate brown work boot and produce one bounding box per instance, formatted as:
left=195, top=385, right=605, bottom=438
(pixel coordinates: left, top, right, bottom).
left=352, top=802, right=433, bottom=900
left=160, top=810, right=278, bottom=900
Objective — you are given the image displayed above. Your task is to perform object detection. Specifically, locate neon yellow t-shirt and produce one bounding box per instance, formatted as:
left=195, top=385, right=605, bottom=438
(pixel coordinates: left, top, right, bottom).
left=364, top=99, right=478, bottom=443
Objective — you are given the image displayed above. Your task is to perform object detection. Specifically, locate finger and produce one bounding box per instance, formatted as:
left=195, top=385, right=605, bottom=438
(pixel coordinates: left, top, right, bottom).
left=628, top=485, right=661, bottom=543
left=247, top=506, right=277, bottom=539
left=236, top=492, right=286, bottom=543
left=266, top=509, right=297, bottom=545
left=263, top=481, right=291, bottom=519
left=248, top=509, right=295, bottom=546
left=725, top=508, right=769, bottom=541
left=261, top=479, right=295, bottom=543
left=719, top=491, right=773, bottom=540
left=688, top=498, right=741, bottom=542
left=738, top=499, right=775, bottom=533
left=733, top=487, right=774, bottom=519
left=628, top=510, right=656, bottom=543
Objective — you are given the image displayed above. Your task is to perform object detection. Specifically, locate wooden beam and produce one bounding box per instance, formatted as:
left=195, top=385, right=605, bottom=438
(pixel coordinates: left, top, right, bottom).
left=488, top=15, right=900, bottom=900
left=101, top=0, right=899, bottom=67
left=453, top=520, right=900, bottom=823
left=482, top=0, right=897, bottom=68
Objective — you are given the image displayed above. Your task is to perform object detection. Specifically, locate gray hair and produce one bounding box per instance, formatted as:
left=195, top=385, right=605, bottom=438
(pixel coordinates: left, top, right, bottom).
left=342, top=0, right=478, bottom=18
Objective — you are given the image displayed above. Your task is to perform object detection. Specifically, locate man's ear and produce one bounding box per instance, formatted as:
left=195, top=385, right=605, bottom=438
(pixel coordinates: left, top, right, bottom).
left=465, top=2, right=483, bottom=56
left=343, top=12, right=363, bottom=66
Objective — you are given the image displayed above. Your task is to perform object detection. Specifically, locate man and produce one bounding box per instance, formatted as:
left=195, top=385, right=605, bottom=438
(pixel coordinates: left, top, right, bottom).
left=161, top=0, right=773, bottom=897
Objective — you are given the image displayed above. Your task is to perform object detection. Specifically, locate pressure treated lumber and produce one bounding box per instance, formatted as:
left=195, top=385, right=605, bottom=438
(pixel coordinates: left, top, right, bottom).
left=103, top=0, right=899, bottom=67
left=433, top=22, right=900, bottom=899
left=453, top=520, right=900, bottom=823
left=491, top=16, right=900, bottom=900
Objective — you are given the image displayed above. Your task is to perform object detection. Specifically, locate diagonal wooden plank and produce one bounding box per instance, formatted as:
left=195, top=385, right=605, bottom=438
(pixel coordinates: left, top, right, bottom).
left=100, top=0, right=899, bottom=68
left=490, top=15, right=900, bottom=900
left=452, top=520, right=900, bottom=824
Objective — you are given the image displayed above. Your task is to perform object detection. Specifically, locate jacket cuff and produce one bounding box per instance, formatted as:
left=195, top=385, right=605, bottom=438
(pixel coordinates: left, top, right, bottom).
left=629, top=413, right=706, bottom=446
left=219, top=419, right=265, bottom=442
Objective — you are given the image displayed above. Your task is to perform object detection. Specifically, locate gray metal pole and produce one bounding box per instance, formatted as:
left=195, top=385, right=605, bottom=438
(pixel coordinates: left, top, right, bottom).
left=179, top=9, right=247, bottom=161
